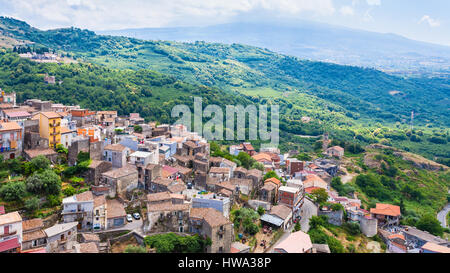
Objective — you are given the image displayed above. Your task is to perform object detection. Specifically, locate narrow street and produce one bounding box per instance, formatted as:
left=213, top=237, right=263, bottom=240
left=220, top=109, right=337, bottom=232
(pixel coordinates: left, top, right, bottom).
left=300, top=198, right=318, bottom=232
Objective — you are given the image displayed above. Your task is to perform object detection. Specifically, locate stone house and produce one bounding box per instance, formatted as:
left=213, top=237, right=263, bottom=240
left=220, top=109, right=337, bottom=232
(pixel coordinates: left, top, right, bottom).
left=209, top=167, right=231, bottom=182
left=233, top=167, right=248, bottom=179
left=101, top=165, right=139, bottom=198
left=146, top=200, right=190, bottom=233
left=189, top=208, right=233, bottom=253
left=23, top=148, right=60, bottom=164
left=106, top=199, right=127, bottom=229
left=44, top=222, right=78, bottom=253
left=370, top=203, right=401, bottom=227
left=246, top=169, right=263, bottom=189
left=229, top=178, right=253, bottom=196
left=137, top=163, right=162, bottom=191
left=84, top=160, right=112, bottom=185
left=21, top=218, right=47, bottom=251
left=61, top=191, right=94, bottom=231
left=325, top=146, right=344, bottom=158
left=103, top=144, right=131, bottom=169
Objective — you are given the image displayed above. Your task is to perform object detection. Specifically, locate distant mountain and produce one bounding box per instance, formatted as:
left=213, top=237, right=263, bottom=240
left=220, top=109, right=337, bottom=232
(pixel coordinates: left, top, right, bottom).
left=98, top=21, right=450, bottom=76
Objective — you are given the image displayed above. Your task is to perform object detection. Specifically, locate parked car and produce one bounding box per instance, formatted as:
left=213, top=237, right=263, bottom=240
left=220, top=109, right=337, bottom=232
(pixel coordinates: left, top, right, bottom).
left=133, top=213, right=141, bottom=220
left=126, top=214, right=133, bottom=222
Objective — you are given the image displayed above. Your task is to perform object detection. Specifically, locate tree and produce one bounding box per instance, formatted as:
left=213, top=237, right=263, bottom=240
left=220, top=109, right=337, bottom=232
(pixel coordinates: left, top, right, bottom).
left=257, top=206, right=265, bottom=216
left=416, top=214, right=444, bottom=237
left=0, top=181, right=27, bottom=202
left=25, top=196, right=40, bottom=213
left=251, top=162, right=264, bottom=171
left=263, top=171, right=280, bottom=182
left=56, top=144, right=68, bottom=155
left=26, top=169, right=62, bottom=196
left=29, top=155, right=51, bottom=172
left=124, top=245, right=147, bottom=253
left=311, top=188, right=329, bottom=204
left=134, top=125, right=143, bottom=133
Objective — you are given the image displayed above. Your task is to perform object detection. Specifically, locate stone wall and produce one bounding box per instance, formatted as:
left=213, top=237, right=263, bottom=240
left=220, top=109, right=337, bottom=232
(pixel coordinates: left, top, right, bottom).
left=318, top=210, right=344, bottom=226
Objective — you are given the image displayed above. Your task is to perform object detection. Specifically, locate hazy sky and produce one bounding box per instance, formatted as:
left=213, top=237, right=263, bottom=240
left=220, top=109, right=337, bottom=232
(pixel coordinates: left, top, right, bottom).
left=1, top=0, right=449, bottom=46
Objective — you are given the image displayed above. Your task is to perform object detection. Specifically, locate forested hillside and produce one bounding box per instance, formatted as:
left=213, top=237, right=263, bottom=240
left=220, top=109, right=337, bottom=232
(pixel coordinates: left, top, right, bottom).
left=0, top=50, right=249, bottom=123
left=0, top=17, right=448, bottom=163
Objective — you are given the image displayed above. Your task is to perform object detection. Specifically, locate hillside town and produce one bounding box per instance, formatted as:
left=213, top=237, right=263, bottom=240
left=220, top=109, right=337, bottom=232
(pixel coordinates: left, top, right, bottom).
left=0, top=89, right=449, bottom=254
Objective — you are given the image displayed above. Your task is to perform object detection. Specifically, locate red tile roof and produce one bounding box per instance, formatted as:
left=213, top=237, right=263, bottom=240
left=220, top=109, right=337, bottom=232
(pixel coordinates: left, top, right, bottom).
left=370, top=203, right=401, bottom=217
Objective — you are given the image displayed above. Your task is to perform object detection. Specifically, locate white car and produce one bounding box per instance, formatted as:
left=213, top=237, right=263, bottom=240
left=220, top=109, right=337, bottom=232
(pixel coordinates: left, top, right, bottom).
left=126, top=214, right=133, bottom=222
left=133, top=213, right=141, bottom=220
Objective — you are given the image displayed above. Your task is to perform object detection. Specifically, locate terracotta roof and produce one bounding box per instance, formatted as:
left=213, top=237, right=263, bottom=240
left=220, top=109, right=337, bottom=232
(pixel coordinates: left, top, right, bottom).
left=219, top=188, right=233, bottom=197
left=370, top=203, right=401, bottom=217
left=147, top=191, right=172, bottom=203
left=106, top=199, right=126, bottom=219
left=265, top=177, right=281, bottom=187
left=262, top=183, right=277, bottom=192
left=104, top=144, right=127, bottom=152
left=247, top=169, right=262, bottom=178
left=209, top=157, right=223, bottom=163
left=75, top=191, right=94, bottom=202
left=168, top=183, right=186, bottom=194
left=147, top=201, right=190, bottom=212
left=173, top=165, right=192, bottom=175
left=229, top=178, right=253, bottom=187
left=60, top=126, right=72, bottom=134
left=40, top=111, right=61, bottom=119
left=234, top=167, right=248, bottom=174
left=274, top=231, right=312, bottom=253
left=252, top=153, right=273, bottom=162
left=303, top=174, right=327, bottom=189
left=0, top=206, right=4, bottom=215
left=209, top=167, right=230, bottom=174
left=79, top=242, right=99, bottom=253
left=0, top=122, right=22, bottom=132
left=270, top=205, right=292, bottom=220
left=24, top=149, right=58, bottom=159
left=153, top=177, right=173, bottom=187
left=3, top=110, right=31, bottom=118
left=162, top=165, right=179, bottom=178
left=22, top=218, right=44, bottom=232
left=189, top=207, right=231, bottom=228
left=0, top=211, right=22, bottom=225
left=94, top=195, right=106, bottom=208
left=102, top=165, right=137, bottom=179
left=242, top=143, right=255, bottom=151
left=23, top=230, right=46, bottom=242
left=422, top=242, right=450, bottom=253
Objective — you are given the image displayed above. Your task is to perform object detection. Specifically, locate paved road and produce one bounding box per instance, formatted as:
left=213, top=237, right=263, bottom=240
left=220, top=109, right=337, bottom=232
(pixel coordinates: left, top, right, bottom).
left=93, top=219, right=144, bottom=235
left=300, top=198, right=318, bottom=232
left=437, top=203, right=450, bottom=228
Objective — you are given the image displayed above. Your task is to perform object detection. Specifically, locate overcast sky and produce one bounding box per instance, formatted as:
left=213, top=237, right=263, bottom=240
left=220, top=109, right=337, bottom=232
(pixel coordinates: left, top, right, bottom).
left=1, top=0, right=449, bottom=46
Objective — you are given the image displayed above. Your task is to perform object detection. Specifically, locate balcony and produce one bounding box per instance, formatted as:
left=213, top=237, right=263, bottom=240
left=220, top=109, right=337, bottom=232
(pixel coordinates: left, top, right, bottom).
left=49, top=122, right=61, bottom=127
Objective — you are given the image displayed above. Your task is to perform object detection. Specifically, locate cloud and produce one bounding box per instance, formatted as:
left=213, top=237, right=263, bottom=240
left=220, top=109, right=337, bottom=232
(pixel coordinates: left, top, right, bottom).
left=0, top=0, right=336, bottom=30
left=339, top=6, right=354, bottom=16
left=366, top=0, right=381, bottom=6
left=419, top=15, right=440, bottom=27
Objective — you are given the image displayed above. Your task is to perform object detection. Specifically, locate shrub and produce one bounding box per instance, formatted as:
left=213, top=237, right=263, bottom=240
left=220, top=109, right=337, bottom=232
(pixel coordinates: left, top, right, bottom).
left=0, top=181, right=27, bottom=201
left=124, top=245, right=147, bottom=253
left=25, top=196, right=40, bottom=212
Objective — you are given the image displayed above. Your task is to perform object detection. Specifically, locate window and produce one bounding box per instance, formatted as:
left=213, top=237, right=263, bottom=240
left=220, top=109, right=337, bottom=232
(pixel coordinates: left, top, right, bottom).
left=219, top=247, right=223, bottom=253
